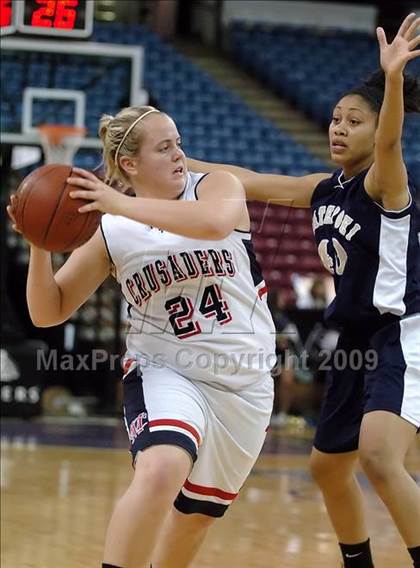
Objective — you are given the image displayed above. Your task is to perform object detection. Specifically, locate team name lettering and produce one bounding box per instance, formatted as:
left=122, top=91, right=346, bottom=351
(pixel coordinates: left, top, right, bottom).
left=312, top=205, right=361, bottom=241
left=126, top=249, right=236, bottom=307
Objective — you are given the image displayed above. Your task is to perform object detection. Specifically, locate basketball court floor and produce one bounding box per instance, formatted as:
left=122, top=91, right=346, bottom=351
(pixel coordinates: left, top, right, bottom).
left=1, top=418, right=419, bottom=567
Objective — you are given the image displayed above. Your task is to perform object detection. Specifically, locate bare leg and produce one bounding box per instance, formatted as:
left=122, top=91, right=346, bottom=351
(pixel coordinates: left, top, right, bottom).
left=271, top=367, right=294, bottom=426
left=151, top=508, right=215, bottom=567
left=103, top=445, right=192, bottom=568
left=310, top=447, right=369, bottom=543
left=279, top=366, right=295, bottom=415
left=359, top=411, right=420, bottom=547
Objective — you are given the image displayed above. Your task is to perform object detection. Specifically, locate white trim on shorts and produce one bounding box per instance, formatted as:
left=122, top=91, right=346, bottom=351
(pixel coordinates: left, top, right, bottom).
left=399, top=314, right=420, bottom=428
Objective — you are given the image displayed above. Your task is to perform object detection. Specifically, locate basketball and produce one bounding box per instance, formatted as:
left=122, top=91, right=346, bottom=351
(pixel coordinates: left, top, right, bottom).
left=12, top=164, right=102, bottom=252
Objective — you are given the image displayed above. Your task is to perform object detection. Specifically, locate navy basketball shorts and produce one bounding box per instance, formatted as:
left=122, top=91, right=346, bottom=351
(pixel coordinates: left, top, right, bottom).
left=314, top=314, right=420, bottom=454
left=122, top=362, right=274, bottom=517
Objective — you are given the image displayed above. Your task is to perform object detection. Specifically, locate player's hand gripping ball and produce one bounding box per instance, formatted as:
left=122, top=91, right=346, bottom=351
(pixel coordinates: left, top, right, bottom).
left=9, top=164, right=102, bottom=252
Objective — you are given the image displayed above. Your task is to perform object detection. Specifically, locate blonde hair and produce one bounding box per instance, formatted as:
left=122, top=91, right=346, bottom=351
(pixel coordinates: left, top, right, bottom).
left=98, top=105, right=160, bottom=187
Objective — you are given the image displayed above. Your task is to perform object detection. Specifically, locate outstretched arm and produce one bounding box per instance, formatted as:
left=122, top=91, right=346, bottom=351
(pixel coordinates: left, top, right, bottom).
left=365, top=13, right=420, bottom=210
left=68, top=168, right=246, bottom=240
left=187, top=157, right=330, bottom=208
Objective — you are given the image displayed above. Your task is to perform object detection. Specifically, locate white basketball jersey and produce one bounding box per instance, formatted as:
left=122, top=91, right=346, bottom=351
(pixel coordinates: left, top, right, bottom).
left=101, top=172, right=276, bottom=389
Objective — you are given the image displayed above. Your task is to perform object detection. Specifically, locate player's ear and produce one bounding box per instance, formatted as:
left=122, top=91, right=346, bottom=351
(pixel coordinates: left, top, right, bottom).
left=119, top=155, right=139, bottom=177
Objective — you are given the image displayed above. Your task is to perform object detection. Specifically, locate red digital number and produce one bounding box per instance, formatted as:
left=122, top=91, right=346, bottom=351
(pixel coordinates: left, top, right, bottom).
left=54, top=0, right=78, bottom=29
left=31, top=0, right=78, bottom=29
left=1, top=0, right=12, bottom=27
left=31, top=0, right=56, bottom=27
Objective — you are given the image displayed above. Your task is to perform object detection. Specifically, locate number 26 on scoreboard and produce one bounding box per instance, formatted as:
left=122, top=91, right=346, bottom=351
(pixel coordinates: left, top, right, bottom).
left=1, top=0, right=94, bottom=37
left=30, top=0, right=78, bottom=29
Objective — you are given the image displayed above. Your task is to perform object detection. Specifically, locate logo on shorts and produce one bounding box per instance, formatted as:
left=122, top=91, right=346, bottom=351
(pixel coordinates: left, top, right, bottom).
left=128, top=412, right=148, bottom=444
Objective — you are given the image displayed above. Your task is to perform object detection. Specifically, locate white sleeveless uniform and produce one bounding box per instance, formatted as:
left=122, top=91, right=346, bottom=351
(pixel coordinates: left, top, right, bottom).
left=101, top=171, right=276, bottom=389
left=100, top=172, right=275, bottom=517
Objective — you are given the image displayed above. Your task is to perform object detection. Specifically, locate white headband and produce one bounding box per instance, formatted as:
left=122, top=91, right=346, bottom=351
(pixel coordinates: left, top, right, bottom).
left=114, top=109, right=160, bottom=166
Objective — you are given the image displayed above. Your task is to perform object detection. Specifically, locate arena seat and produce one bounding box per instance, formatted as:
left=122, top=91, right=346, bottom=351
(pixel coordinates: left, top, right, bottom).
left=228, top=21, right=420, bottom=186
left=1, top=21, right=329, bottom=295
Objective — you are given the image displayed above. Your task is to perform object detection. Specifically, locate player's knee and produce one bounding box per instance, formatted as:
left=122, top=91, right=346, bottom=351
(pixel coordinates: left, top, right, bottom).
left=133, top=469, right=178, bottom=503
left=310, top=451, right=356, bottom=490
left=309, top=452, right=335, bottom=486
left=132, top=448, right=190, bottom=496
left=359, top=448, right=396, bottom=485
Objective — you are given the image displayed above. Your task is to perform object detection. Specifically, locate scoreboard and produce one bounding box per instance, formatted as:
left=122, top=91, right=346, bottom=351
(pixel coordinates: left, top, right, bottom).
left=1, top=0, right=94, bottom=37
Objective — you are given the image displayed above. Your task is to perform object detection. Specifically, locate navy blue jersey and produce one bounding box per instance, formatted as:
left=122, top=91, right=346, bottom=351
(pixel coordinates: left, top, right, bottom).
left=311, top=168, right=420, bottom=331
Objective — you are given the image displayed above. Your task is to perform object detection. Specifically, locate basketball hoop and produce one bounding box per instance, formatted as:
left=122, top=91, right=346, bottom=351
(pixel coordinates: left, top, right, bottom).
left=37, top=124, right=86, bottom=165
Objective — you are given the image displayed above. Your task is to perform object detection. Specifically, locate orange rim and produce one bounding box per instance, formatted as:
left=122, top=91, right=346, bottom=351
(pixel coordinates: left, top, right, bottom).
left=37, top=124, right=86, bottom=146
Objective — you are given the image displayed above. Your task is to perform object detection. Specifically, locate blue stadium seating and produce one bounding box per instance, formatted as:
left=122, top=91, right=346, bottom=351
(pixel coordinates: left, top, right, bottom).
left=1, top=23, right=327, bottom=178
left=2, top=22, right=333, bottom=292
left=228, top=21, right=420, bottom=185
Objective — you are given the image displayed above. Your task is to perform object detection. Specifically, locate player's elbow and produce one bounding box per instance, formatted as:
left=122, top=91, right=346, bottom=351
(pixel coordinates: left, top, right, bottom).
left=30, top=315, right=59, bottom=328
left=29, top=309, right=67, bottom=328
left=204, top=216, right=236, bottom=240
left=202, top=225, right=229, bottom=240
left=206, top=225, right=229, bottom=240
left=34, top=321, right=55, bottom=328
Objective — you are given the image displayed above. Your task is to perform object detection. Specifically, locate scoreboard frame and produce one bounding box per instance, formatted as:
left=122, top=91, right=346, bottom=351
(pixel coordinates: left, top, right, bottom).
left=1, top=0, right=95, bottom=38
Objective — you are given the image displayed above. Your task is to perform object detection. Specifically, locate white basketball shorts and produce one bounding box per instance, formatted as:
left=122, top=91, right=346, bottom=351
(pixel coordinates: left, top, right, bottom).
left=122, top=363, right=273, bottom=517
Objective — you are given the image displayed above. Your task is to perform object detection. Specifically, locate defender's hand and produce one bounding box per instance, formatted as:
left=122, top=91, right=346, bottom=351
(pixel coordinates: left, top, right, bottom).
left=377, top=13, right=420, bottom=77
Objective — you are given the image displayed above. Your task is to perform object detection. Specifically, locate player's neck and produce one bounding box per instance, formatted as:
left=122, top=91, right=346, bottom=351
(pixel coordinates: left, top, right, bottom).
left=342, top=158, right=372, bottom=180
